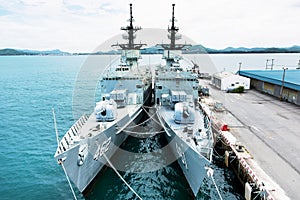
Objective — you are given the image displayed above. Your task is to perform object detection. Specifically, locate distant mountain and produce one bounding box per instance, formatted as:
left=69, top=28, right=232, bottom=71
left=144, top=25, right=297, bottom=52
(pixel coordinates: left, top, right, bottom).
left=140, top=46, right=164, bottom=54
left=0, top=49, right=25, bottom=55
left=1, top=45, right=300, bottom=56
left=184, top=45, right=207, bottom=53
left=0, top=48, right=70, bottom=55
left=184, top=45, right=300, bottom=54
left=288, top=45, right=300, bottom=51
left=21, top=49, right=70, bottom=55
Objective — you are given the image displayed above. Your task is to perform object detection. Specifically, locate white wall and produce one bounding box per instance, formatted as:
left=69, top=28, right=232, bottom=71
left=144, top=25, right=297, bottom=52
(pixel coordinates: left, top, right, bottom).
left=221, top=75, right=250, bottom=90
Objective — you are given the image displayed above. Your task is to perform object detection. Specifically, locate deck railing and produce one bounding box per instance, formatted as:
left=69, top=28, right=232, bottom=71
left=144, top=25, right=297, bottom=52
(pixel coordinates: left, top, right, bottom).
left=55, top=115, right=89, bottom=156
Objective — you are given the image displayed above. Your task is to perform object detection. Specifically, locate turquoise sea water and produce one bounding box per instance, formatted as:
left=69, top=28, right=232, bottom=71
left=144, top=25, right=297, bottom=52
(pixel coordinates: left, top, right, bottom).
left=0, top=54, right=298, bottom=199
left=0, top=56, right=84, bottom=199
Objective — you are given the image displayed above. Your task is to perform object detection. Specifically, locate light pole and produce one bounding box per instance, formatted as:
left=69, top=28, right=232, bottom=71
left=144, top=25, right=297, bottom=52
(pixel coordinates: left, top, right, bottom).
left=279, top=67, right=288, bottom=100
left=266, top=59, right=269, bottom=70
left=265, top=59, right=275, bottom=70
left=271, top=59, right=274, bottom=70
left=238, top=62, right=242, bottom=75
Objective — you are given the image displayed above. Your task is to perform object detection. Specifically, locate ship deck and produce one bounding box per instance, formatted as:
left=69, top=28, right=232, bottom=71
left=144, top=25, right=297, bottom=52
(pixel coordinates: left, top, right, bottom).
left=55, top=104, right=142, bottom=157
left=158, top=104, right=212, bottom=152
left=78, top=104, right=141, bottom=138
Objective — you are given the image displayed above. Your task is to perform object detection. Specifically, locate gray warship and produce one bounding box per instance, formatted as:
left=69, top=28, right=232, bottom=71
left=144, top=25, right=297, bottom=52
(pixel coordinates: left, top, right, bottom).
left=154, top=4, right=214, bottom=196
left=54, top=3, right=152, bottom=193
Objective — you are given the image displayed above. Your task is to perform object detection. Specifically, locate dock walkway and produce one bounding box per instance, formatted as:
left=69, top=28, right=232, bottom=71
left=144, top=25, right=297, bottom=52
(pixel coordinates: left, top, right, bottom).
left=200, top=80, right=300, bottom=200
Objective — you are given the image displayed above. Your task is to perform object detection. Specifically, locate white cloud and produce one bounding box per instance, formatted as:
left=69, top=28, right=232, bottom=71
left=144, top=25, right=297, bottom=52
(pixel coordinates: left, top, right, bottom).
left=0, top=0, right=299, bottom=52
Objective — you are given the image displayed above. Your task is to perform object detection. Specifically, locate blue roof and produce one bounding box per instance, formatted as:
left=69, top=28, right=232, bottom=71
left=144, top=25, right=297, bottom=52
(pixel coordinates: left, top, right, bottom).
left=239, top=70, right=300, bottom=91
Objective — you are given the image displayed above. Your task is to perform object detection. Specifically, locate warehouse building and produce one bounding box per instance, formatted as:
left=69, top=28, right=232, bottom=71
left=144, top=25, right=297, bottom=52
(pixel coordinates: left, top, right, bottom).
left=211, top=71, right=250, bottom=91
left=239, top=70, right=300, bottom=105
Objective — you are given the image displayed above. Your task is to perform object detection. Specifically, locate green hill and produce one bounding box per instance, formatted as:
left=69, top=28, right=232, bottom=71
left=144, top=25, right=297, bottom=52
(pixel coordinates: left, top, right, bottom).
left=0, top=49, right=25, bottom=55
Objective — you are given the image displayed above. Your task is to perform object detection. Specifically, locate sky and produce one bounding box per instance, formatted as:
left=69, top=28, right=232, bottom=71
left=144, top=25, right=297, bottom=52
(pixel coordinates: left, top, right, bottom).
left=0, top=0, right=300, bottom=53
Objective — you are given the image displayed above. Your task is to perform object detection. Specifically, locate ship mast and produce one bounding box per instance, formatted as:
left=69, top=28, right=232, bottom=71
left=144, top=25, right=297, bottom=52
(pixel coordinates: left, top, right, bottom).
left=112, top=3, right=146, bottom=50
left=160, top=4, right=189, bottom=50
left=158, top=4, right=191, bottom=70
left=169, top=3, right=179, bottom=49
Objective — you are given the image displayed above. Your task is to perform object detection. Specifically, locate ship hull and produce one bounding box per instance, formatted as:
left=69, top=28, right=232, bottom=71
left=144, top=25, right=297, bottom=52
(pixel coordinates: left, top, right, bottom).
left=54, top=3, right=154, bottom=194
left=55, top=82, right=153, bottom=193
left=156, top=109, right=210, bottom=196
left=55, top=105, right=145, bottom=193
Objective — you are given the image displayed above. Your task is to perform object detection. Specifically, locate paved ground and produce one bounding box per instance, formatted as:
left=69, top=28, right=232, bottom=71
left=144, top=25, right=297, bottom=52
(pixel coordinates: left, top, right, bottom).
left=201, top=80, right=300, bottom=200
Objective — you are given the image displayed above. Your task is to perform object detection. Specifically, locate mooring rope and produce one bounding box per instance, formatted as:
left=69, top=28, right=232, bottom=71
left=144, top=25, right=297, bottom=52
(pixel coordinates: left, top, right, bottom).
left=122, top=105, right=160, bottom=130
left=102, top=153, right=143, bottom=200
left=141, top=106, right=163, bottom=127
left=124, top=110, right=155, bottom=129
left=122, top=129, right=166, bottom=135
left=211, top=175, right=223, bottom=200
left=61, top=163, right=78, bottom=200
left=206, top=167, right=223, bottom=200
left=213, top=148, right=224, bottom=158
left=52, top=108, right=60, bottom=147
left=52, top=108, right=78, bottom=200
left=142, top=105, right=154, bottom=109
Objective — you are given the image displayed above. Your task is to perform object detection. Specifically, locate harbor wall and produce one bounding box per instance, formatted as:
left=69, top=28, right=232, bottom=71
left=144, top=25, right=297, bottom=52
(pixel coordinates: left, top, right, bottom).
left=213, top=129, right=275, bottom=200
left=199, top=101, right=276, bottom=200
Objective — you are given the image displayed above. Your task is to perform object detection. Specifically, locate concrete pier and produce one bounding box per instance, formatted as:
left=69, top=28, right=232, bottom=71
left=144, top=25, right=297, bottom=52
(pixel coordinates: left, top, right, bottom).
left=199, top=80, right=300, bottom=200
